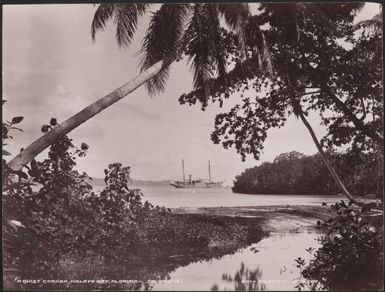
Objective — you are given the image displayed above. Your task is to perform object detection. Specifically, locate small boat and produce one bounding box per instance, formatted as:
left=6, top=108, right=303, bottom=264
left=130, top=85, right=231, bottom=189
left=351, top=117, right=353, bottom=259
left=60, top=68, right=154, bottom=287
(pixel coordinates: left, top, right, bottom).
left=170, top=160, right=224, bottom=189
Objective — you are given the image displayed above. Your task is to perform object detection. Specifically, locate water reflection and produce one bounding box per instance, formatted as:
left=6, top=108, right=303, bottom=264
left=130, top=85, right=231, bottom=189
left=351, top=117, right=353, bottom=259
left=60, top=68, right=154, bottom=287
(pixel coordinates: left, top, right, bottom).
left=152, top=232, right=320, bottom=291
left=52, top=242, right=248, bottom=291
left=211, top=262, right=266, bottom=291
left=27, top=232, right=320, bottom=290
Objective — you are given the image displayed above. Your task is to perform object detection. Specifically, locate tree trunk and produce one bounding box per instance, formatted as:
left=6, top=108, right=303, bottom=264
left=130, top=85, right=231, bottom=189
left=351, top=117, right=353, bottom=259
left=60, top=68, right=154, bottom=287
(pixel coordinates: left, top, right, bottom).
left=293, top=100, right=356, bottom=202
left=7, top=56, right=175, bottom=171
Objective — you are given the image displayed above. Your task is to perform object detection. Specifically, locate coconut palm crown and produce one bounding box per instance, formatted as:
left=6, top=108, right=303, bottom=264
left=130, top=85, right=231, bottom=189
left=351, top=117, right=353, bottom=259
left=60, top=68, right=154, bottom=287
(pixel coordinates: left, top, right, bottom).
left=91, top=3, right=272, bottom=103
left=7, top=3, right=272, bottom=171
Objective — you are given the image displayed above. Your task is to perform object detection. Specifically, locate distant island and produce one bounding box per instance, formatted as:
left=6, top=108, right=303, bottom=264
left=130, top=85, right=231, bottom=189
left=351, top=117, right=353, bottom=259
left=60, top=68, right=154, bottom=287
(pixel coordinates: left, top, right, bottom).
left=89, top=177, right=172, bottom=187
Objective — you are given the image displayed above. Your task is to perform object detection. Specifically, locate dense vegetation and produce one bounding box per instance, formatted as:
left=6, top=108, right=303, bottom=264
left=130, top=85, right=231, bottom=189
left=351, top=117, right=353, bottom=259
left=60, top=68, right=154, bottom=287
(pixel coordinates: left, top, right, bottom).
left=233, top=151, right=382, bottom=197
left=2, top=115, right=265, bottom=290
left=3, top=4, right=383, bottom=291
left=295, top=201, right=383, bottom=290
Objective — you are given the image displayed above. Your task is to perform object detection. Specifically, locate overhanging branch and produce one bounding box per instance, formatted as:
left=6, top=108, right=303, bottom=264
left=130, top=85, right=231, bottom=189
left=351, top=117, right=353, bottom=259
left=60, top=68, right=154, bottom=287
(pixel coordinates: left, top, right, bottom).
left=324, top=88, right=383, bottom=146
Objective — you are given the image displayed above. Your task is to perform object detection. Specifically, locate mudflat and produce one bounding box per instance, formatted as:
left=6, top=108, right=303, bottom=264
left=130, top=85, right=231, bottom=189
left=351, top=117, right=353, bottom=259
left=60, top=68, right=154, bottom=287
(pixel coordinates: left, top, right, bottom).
left=172, top=204, right=334, bottom=233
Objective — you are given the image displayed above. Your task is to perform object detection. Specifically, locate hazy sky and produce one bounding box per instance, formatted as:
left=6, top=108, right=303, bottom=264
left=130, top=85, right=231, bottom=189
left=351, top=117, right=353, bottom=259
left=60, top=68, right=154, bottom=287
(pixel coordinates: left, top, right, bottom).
left=2, top=3, right=380, bottom=184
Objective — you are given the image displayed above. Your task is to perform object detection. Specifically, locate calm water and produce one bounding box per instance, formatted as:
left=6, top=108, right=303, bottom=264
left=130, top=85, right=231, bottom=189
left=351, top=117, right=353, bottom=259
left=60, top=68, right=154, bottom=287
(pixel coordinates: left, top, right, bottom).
left=153, top=232, right=321, bottom=291
left=122, top=185, right=342, bottom=208
left=85, top=185, right=334, bottom=291
left=58, top=232, right=321, bottom=291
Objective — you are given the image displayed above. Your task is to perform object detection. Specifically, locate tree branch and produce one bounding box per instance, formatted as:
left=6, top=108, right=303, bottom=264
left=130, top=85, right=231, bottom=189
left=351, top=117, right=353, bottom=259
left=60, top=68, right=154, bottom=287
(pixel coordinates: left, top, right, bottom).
left=324, top=87, right=383, bottom=146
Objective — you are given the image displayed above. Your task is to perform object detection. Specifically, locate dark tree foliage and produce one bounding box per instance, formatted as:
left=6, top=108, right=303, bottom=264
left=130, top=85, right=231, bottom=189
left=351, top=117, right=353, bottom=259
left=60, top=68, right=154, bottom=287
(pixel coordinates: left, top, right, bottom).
left=257, top=3, right=382, bottom=151
left=179, top=4, right=382, bottom=162
left=233, top=151, right=382, bottom=197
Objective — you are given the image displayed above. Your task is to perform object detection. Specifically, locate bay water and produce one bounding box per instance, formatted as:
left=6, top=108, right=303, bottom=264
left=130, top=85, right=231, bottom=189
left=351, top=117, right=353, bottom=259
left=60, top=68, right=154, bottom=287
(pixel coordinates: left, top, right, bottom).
left=96, top=184, right=342, bottom=209
left=89, top=184, right=337, bottom=290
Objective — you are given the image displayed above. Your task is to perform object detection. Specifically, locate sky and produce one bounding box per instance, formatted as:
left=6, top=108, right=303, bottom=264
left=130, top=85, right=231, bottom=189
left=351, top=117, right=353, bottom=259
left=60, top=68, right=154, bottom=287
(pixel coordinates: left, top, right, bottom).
left=2, top=3, right=381, bottom=184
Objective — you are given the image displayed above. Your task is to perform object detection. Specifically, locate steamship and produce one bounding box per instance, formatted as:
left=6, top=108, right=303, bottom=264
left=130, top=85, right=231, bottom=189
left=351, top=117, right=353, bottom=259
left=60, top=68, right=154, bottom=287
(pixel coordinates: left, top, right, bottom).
left=170, top=160, right=224, bottom=188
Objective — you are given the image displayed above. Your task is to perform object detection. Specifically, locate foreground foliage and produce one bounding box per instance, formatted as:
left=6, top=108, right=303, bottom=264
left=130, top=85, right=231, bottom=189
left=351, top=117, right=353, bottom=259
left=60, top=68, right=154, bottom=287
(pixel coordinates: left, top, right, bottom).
left=295, top=201, right=383, bottom=290
left=2, top=117, right=264, bottom=290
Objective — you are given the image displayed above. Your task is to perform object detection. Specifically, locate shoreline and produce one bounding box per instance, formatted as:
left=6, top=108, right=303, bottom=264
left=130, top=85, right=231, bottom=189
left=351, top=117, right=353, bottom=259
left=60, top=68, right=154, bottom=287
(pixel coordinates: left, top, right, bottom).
left=10, top=204, right=333, bottom=290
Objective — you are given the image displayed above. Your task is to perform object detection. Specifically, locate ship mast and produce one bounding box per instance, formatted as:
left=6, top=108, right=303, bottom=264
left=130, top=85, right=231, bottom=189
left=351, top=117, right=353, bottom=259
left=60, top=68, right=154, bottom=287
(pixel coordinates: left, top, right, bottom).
left=182, top=159, right=186, bottom=183
left=208, top=160, right=211, bottom=182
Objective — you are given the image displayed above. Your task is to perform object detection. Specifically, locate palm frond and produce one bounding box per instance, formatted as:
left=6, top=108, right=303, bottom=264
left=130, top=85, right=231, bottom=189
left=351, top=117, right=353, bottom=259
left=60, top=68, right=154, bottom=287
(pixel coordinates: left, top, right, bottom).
left=114, top=4, right=148, bottom=47
left=140, top=4, right=191, bottom=95
left=260, top=33, right=274, bottom=74
left=183, top=4, right=232, bottom=105
left=91, top=4, right=115, bottom=41
left=246, top=15, right=274, bottom=74
left=206, top=5, right=227, bottom=86
left=218, top=4, right=273, bottom=74
left=218, top=3, right=250, bottom=58
left=179, top=56, right=260, bottom=108
left=91, top=4, right=148, bottom=46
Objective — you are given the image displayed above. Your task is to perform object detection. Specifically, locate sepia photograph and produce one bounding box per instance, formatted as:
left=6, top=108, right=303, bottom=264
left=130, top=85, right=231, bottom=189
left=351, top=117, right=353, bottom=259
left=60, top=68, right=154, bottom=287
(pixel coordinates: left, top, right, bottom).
left=2, top=1, right=384, bottom=291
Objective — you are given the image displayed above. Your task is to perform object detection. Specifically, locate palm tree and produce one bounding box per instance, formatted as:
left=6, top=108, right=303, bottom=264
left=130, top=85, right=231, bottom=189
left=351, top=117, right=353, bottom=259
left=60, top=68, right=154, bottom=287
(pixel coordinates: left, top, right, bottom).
left=8, top=3, right=270, bottom=171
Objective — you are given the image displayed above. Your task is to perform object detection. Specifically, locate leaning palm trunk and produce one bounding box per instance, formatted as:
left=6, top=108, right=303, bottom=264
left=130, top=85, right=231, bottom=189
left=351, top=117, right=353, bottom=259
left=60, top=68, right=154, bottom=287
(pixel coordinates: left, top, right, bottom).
left=7, top=56, right=175, bottom=171
left=293, top=99, right=356, bottom=202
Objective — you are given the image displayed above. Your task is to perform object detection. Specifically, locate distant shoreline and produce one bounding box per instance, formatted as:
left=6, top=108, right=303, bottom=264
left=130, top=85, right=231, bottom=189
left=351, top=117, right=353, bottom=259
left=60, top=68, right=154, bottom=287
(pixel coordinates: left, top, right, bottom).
left=89, top=177, right=172, bottom=187
left=89, top=178, right=233, bottom=188
left=89, top=179, right=342, bottom=196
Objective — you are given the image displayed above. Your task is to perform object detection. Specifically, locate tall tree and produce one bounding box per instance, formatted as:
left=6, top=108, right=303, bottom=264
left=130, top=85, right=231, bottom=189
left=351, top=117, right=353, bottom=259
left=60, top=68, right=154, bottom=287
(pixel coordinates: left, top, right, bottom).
left=180, top=3, right=382, bottom=202
left=263, top=3, right=382, bottom=202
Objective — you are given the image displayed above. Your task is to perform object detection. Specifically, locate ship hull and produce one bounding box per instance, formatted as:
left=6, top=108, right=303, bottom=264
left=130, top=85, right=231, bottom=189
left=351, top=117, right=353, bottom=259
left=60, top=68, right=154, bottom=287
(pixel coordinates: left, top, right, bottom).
left=204, top=181, right=224, bottom=188
left=170, top=180, right=223, bottom=189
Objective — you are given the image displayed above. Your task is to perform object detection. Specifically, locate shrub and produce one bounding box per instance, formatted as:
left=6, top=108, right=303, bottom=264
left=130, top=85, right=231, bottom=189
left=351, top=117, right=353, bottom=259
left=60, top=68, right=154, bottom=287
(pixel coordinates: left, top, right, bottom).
left=3, top=116, right=262, bottom=290
left=3, top=113, right=60, bottom=289
left=296, top=201, right=383, bottom=290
